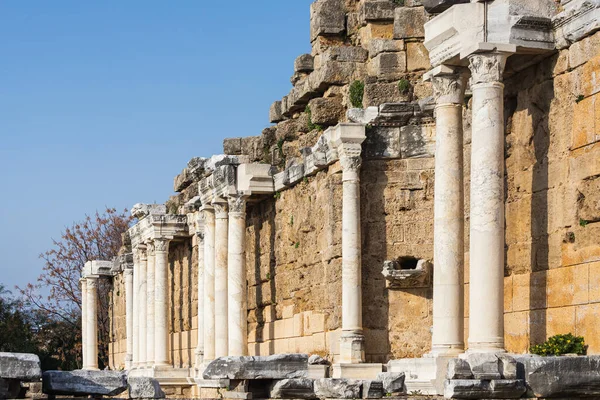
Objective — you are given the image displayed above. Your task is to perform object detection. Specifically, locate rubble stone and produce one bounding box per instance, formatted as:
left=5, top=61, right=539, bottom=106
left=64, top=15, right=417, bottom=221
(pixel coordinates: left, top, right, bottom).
left=203, top=354, right=309, bottom=380
left=393, top=7, right=426, bottom=39
left=376, top=372, right=405, bottom=394
left=270, top=101, right=285, bottom=123
left=42, top=370, right=128, bottom=396
left=269, top=378, right=316, bottom=399
left=370, top=52, right=407, bottom=79
left=466, top=353, right=502, bottom=380
left=446, top=358, right=473, bottom=380
left=314, top=378, right=362, bottom=399
left=308, top=97, right=345, bottom=126
left=127, top=377, right=165, bottom=399
left=295, top=54, right=315, bottom=73
left=0, top=353, right=41, bottom=381
left=308, top=355, right=329, bottom=365
left=310, top=0, right=346, bottom=42
left=361, top=380, right=383, bottom=399
left=360, top=1, right=395, bottom=23
left=368, top=39, right=404, bottom=58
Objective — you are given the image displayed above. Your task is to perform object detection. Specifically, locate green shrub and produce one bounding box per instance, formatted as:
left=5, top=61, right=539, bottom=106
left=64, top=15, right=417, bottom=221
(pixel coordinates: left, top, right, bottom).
left=393, top=0, right=405, bottom=5
left=530, top=333, right=587, bottom=356
left=305, top=105, right=323, bottom=131
left=349, top=80, right=365, bottom=108
left=398, top=78, right=411, bottom=94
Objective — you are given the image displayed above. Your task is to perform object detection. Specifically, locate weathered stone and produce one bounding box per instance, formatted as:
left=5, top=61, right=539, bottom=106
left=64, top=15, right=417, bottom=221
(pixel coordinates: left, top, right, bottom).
left=368, top=39, right=404, bottom=58
left=364, top=127, right=401, bottom=158
left=488, top=379, right=526, bottom=398
left=203, top=354, right=309, bottom=380
left=0, top=378, right=21, bottom=399
left=361, top=380, right=383, bottom=399
left=310, top=0, right=346, bottom=42
left=241, top=136, right=264, bottom=162
left=269, top=379, right=316, bottom=399
left=422, top=0, right=469, bottom=14
left=223, top=138, right=242, bottom=155
left=0, top=353, right=41, bottom=381
left=369, top=53, right=406, bottom=80
left=270, top=101, right=285, bottom=123
left=515, top=355, right=600, bottom=398
left=127, top=377, right=165, bottom=399
left=578, top=176, right=600, bottom=223
left=446, top=358, right=473, bottom=380
left=295, top=54, right=315, bottom=73
left=406, top=42, right=430, bottom=71
left=400, top=125, right=434, bottom=158
left=498, top=354, right=517, bottom=380
left=364, top=81, right=410, bottom=108
left=314, top=378, right=361, bottom=399
left=347, top=107, right=379, bottom=125
left=466, top=353, right=501, bottom=380
left=308, top=355, right=329, bottom=365
left=373, top=102, right=416, bottom=126
left=308, top=97, right=345, bottom=126
left=375, top=372, right=405, bottom=394
left=360, top=1, right=395, bottom=23
left=321, top=46, right=369, bottom=64
left=394, top=7, right=426, bottom=39
left=444, top=379, right=488, bottom=399
left=42, top=370, right=128, bottom=396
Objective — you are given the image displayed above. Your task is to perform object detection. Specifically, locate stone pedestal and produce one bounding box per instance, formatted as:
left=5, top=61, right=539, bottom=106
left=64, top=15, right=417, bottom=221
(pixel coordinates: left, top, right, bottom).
left=429, top=65, right=467, bottom=357
left=467, top=51, right=511, bottom=353
left=84, top=277, right=99, bottom=370
left=154, top=238, right=170, bottom=366
left=124, top=268, right=134, bottom=369
left=138, top=246, right=148, bottom=366
left=202, top=207, right=216, bottom=364
left=213, top=199, right=229, bottom=358
left=146, top=243, right=155, bottom=366
left=227, top=195, right=248, bottom=356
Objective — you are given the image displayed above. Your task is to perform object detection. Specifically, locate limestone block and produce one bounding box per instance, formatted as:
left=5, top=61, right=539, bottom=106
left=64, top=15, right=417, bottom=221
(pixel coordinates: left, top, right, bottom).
left=287, top=162, right=306, bottom=186
left=364, top=82, right=410, bottom=108
left=237, top=163, right=274, bottom=195
left=361, top=380, right=383, bottom=398
left=223, top=138, right=242, bottom=156
left=42, top=370, right=128, bottom=396
left=314, top=378, right=362, bottom=399
left=369, top=52, right=406, bottom=79
left=578, top=175, right=600, bottom=223
left=364, top=127, right=401, bottom=158
left=375, top=102, right=417, bottom=126
left=269, top=378, right=316, bottom=399
left=320, top=46, right=369, bottom=64
left=400, top=125, right=434, bottom=158
left=368, top=39, right=404, bottom=58
left=422, top=0, right=469, bottom=14
left=446, top=358, right=473, bottom=380
left=554, top=0, right=600, bottom=48
left=498, top=354, right=518, bottom=380
left=360, top=1, right=395, bottom=23
left=127, top=377, right=165, bottom=399
left=308, top=355, right=328, bottom=365
left=304, top=149, right=328, bottom=176
left=444, top=378, right=525, bottom=399
left=203, top=354, right=310, bottom=380
left=466, top=353, right=502, bottom=380
left=393, top=7, right=426, bottom=39
left=310, top=0, right=346, bottom=42
left=270, top=101, right=285, bottom=123
left=308, top=97, right=345, bottom=126
left=0, top=353, right=41, bottom=381
left=360, top=23, right=395, bottom=45
left=296, top=54, right=315, bottom=73
left=347, top=107, right=379, bottom=124
left=488, top=379, right=526, bottom=398
left=406, top=42, right=430, bottom=71
left=375, top=372, right=405, bottom=394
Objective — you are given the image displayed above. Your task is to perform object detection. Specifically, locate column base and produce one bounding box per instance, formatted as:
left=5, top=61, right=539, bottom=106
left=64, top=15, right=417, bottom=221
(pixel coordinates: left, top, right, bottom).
left=425, top=346, right=465, bottom=358
left=339, top=332, right=365, bottom=364
left=388, top=357, right=450, bottom=395
left=332, top=363, right=382, bottom=379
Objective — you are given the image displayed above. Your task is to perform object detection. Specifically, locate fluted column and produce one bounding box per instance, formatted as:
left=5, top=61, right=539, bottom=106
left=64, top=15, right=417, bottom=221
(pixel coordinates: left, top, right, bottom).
left=202, top=206, right=216, bottom=364
left=195, top=214, right=205, bottom=371
left=137, top=245, right=148, bottom=366
left=430, top=67, right=467, bottom=356
left=154, top=238, right=170, bottom=366
left=146, top=242, right=155, bottom=366
left=84, top=277, right=99, bottom=370
left=467, top=51, right=511, bottom=353
left=124, top=268, right=134, bottom=369
left=228, top=194, right=248, bottom=356
left=132, top=251, right=140, bottom=367
left=213, top=198, right=229, bottom=358
left=80, top=278, right=88, bottom=369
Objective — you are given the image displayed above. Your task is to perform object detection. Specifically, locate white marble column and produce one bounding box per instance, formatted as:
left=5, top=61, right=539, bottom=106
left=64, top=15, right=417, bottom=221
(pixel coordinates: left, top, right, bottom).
left=467, top=52, right=510, bottom=353
left=430, top=67, right=467, bottom=356
left=124, top=267, right=134, bottom=369
left=202, top=206, right=216, bottom=364
left=195, top=214, right=205, bottom=371
left=228, top=194, right=248, bottom=356
left=146, top=242, right=155, bottom=366
left=137, top=246, right=148, bottom=366
left=213, top=198, right=229, bottom=358
left=84, top=277, right=99, bottom=370
left=132, top=251, right=140, bottom=367
left=80, top=278, right=88, bottom=369
left=339, top=150, right=365, bottom=364
left=154, top=238, right=170, bottom=366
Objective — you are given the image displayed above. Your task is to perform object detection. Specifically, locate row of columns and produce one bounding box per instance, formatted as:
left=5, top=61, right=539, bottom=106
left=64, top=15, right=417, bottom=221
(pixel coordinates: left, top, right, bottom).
left=430, top=50, right=511, bottom=355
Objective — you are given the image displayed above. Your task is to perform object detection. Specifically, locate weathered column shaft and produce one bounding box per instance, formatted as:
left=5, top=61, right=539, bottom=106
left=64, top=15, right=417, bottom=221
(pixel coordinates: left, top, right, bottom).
left=85, top=277, right=99, bottom=370
left=138, top=247, right=148, bottom=365
left=339, top=154, right=365, bottom=364
left=468, top=52, right=509, bottom=353
left=195, top=223, right=205, bottom=370
left=213, top=200, right=229, bottom=358
left=80, top=278, right=88, bottom=368
left=146, top=243, right=155, bottom=366
left=125, top=268, right=134, bottom=369
left=132, top=255, right=140, bottom=366
left=203, top=207, right=217, bottom=363
left=228, top=195, right=248, bottom=356
left=431, top=70, right=466, bottom=356
left=154, top=238, right=170, bottom=365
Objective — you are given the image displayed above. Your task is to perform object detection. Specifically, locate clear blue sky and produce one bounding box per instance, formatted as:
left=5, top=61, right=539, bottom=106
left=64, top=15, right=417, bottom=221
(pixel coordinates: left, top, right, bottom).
left=0, top=1, right=312, bottom=291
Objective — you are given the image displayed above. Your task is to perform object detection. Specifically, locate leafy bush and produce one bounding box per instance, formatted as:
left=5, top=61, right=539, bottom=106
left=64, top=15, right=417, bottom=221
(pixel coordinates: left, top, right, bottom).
left=398, top=78, right=411, bottom=94
left=530, top=333, right=587, bottom=356
left=305, top=105, right=323, bottom=132
left=349, top=80, right=365, bottom=108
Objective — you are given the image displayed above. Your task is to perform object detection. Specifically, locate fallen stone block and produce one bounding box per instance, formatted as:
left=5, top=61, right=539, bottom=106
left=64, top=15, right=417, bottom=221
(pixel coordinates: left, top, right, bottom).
left=466, top=353, right=501, bottom=380
left=376, top=372, right=405, bottom=394
left=444, top=379, right=488, bottom=399
left=203, top=354, right=309, bottom=380
left=446, top=358, right=473, bottom=380
left=270, top=101, right=285, bottom=123
left=314, top=378, right=361, bottom=399
left=498, top=354, right=517, bottom=380
left=0, top=377, right=21, bottom=399
left=488, top=379, right=526, bottom=398
left=128, top=377, right=165, bottom=399
left=42, top=370, right=128, bottom=396
left=362, top=380, right=383, bottom=398
left=270, top=378, right=316, bottom=399
left=295, top=54, right=315, bottom=73
left=308, top=355, right=329, bottom=365
left=0, top=352, right=42, bottom=381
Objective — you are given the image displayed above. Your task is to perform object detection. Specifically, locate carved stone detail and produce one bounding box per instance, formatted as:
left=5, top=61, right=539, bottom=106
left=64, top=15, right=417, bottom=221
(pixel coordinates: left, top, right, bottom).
left=340, top=155, right=362, bottom=174
left=468, top=53, right=508, bottom=85
left=228, top=194, right=248, bottom=215
left=212, top=200, right=229, bottom=219
left=432, top=72, right=467, bottom=105
left=146, top=241, right=155, bottom=256
left=154, top=238, right=169, bottom=253
left=87, top=277, right=98, bottom=288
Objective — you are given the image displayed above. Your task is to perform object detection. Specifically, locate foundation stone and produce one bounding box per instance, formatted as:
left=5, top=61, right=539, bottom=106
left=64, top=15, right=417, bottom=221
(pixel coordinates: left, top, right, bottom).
left=203, top=354, right=310, bottom=380
left=42, top=370, right=128, bottom=396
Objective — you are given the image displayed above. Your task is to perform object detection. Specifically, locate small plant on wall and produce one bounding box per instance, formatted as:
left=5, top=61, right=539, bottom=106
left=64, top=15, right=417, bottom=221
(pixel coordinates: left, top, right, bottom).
left=349, top=80, right=365, bottom=108
left=530, top=333, right=587, bottom=356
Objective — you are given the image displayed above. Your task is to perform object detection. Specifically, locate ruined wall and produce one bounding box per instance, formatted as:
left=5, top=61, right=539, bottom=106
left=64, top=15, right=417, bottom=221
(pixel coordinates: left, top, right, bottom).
left=500, top=31, right=600, bottom=354
left=108, top=273, right=127, bottom=369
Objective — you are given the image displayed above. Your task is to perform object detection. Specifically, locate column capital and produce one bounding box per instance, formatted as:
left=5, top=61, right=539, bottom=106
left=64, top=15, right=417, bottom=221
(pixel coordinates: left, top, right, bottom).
left=340, top=155, right=362, bottom=182
left=124, top=268, right=133, bottom=277
left=427, top=65, right=468, bottom=105
left=86, top=276, right=98, bottom=288
left=228, top=193, right=249, bottom=216
left=212, top=197, right=229, bottom=219
left=146, top=241, right=155, bottom=255
left=468, top=51, right=511, bottom=85
left=154, top=237, right=169, bottom=253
